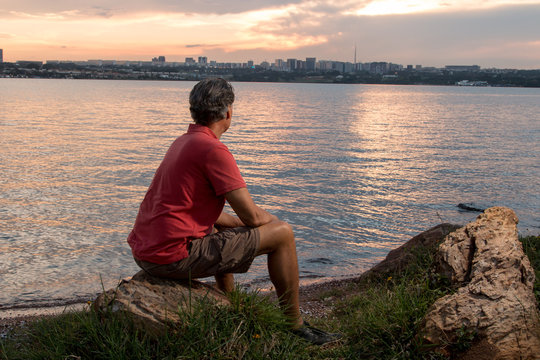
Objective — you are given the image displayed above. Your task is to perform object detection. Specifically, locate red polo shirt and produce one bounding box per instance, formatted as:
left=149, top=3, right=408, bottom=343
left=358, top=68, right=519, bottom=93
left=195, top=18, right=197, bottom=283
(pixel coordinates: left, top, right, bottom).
left=128, top=124, right=246, bottom=264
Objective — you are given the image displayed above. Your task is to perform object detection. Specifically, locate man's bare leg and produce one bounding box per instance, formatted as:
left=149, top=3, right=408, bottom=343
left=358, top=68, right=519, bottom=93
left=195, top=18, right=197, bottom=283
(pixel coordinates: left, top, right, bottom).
left=256, top=220, right=303, bottom=328
left=215, top=273, right=234, bottom=293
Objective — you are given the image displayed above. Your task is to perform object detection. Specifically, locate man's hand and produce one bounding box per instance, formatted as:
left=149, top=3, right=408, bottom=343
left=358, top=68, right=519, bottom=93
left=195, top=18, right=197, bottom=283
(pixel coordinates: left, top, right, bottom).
left=225, top=188, right=278, bottom=227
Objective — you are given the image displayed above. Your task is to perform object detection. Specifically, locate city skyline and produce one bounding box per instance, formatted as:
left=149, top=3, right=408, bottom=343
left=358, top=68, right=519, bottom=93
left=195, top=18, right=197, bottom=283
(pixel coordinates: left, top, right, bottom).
left=1, top=0, right=540, bottom=69
left=0, top=51, right=505, bottom=71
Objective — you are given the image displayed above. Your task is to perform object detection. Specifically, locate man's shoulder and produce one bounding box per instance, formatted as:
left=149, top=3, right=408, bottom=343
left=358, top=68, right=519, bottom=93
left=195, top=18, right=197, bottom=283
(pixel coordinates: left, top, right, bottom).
left=177, top=129, right=221, bottom=146
left=172, top=131, right=229, bottom=160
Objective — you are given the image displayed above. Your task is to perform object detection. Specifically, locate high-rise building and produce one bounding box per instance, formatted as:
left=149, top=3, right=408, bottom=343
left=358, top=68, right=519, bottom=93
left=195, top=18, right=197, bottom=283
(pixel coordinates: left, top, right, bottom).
left=274, top=58, right=284, bottom=70
left=198, top=56, right=207, bottom=65
left=152, top=56, right=165, bottom=64
left=306, top=57, right=316, bottom=71
left=286, top=58, right=297, bottom=71
left=0, top=49, right=3, bottom=63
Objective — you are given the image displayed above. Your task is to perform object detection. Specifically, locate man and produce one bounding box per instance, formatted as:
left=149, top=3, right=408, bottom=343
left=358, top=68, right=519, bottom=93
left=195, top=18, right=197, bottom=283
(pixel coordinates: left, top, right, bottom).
left=128, top=78, right=338, bottom=345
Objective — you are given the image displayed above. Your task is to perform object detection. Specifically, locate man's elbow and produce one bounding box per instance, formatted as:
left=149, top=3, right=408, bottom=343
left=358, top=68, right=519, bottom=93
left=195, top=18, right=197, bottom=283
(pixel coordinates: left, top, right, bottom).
left=240, top=214, right=265, bottom=228
left=239, top=209, right=275, bottom=228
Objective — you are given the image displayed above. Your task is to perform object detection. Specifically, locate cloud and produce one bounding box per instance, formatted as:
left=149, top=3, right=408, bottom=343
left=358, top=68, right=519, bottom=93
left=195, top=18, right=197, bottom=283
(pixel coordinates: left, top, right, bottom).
left=1, top=0, right=539, bottom=68
left=0, top=0, right=304, bottom=17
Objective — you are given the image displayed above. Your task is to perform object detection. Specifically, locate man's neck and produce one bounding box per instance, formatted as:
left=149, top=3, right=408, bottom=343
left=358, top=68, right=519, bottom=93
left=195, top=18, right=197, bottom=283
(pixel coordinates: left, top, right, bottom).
left=207, top=118, right=229, bottom=139
left=207, top=122, right=224, bottom=139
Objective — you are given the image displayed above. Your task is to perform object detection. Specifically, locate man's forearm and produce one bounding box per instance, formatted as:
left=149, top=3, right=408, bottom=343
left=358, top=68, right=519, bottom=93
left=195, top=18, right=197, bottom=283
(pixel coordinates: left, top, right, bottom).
left=225, top=187, right=281, bottom=227
left=216, top=211, right=245, bottom=228
left=250, top=206, right=279, bottom=226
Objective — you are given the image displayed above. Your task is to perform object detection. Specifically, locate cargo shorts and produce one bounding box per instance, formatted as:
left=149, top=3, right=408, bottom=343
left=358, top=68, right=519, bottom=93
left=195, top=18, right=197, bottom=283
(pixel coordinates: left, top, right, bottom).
left=135, top=226, right=260, bottom=280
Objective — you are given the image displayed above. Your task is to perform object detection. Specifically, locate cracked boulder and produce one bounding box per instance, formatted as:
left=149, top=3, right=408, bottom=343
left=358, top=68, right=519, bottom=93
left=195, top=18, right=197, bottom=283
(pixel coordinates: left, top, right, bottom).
left=422, top=207, right=540, bottom=359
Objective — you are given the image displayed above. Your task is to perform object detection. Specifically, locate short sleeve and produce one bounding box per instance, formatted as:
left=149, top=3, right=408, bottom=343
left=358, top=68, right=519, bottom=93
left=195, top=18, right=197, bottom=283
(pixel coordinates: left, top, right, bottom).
left=205, top=144, right=246, bottom=196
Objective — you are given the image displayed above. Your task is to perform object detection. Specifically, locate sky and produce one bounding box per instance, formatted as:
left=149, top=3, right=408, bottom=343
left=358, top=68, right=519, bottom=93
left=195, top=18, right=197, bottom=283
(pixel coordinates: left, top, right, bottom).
left=1, top=0, right=539, bottom=69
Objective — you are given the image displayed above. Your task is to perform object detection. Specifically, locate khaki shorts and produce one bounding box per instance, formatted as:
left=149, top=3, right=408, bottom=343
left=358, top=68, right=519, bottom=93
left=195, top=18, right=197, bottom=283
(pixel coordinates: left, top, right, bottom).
left=135, top=227, right=260, bottom=280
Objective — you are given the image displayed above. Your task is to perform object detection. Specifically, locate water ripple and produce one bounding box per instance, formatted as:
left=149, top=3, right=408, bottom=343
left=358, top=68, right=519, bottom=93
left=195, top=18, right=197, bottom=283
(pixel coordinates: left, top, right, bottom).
left=1, top=79, right=539, bottom=308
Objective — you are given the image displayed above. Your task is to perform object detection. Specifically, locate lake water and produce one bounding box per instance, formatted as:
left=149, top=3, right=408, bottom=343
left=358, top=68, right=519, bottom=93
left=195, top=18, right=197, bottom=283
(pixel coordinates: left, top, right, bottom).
left=1, top=79, right=539, bottom=309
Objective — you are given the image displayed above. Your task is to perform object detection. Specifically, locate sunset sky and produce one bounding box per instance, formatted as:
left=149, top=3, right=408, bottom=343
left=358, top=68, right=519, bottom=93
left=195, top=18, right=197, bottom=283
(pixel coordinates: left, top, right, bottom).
left=1, top=0, right=539, bottom=68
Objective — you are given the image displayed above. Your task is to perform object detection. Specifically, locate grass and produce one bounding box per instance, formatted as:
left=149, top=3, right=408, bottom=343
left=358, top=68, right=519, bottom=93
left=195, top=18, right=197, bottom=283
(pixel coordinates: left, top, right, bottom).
left=329, top=243, right=453, bottom=359
left=1, top=235, right=538, bottom=360
left=1, top=291, right=312, bottom=360
left=520, top=235, right=540, bottom=305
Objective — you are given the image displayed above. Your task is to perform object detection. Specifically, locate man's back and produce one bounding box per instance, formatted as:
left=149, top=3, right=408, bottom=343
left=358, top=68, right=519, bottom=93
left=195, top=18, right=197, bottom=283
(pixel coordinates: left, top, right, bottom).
left=128, top=124, right=245, bottom=264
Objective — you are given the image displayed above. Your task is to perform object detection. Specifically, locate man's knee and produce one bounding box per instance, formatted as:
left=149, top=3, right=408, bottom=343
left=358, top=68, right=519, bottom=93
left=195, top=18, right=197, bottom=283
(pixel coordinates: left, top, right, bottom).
left=276, top=220, right=294, bottom=237
left=257, top=220, right=295, bottom=255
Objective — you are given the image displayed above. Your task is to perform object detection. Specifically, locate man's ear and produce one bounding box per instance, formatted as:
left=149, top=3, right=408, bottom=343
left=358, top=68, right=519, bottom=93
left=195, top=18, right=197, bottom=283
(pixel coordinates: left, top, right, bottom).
left=226, top=105, right=233, bottom=120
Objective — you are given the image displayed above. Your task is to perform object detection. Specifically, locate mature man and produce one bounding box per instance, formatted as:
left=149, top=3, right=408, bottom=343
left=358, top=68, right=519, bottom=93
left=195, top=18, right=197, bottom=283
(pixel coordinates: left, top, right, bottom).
left=127, top=78, right=338, bottom=345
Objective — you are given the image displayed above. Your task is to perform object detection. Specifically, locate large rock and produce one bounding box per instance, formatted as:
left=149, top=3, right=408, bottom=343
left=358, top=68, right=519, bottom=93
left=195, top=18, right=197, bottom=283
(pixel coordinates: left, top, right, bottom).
left=93, top=270, right=229, bottom=335
left=367, top=223, right=461, bottom=276
left=422, top=207, right=540, bottom=359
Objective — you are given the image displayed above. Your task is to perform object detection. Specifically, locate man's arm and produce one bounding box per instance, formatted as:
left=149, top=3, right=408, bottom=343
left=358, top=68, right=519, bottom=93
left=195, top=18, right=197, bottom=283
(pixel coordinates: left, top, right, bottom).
left=215, top=211, right=244, bottom=228
left=225, top=187, right=278, bottom=228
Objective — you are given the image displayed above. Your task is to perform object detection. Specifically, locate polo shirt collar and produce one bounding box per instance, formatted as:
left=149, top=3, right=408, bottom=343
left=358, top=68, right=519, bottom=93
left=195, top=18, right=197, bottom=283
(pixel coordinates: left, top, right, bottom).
left=187, top=123, right=217, bottom=139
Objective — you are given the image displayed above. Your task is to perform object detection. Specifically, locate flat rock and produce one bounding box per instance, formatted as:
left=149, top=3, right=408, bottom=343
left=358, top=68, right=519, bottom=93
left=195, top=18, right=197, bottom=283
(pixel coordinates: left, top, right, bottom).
left=93, top=270, right=229, bottom=335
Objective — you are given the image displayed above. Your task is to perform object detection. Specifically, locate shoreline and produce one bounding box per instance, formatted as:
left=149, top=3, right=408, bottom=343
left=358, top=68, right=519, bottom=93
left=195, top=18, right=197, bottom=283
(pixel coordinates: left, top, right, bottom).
left=0, top=274, right=359, bottom=333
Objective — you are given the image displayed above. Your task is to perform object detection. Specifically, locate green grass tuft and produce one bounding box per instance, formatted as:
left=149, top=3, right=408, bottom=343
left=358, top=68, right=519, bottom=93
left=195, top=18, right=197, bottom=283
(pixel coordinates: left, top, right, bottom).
left=520, top=235, right=540, bottom=306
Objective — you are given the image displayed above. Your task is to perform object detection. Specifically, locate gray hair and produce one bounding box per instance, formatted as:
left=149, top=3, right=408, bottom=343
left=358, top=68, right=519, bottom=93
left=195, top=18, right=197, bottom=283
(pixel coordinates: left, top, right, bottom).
left=189, top=78, right=235, bottom=126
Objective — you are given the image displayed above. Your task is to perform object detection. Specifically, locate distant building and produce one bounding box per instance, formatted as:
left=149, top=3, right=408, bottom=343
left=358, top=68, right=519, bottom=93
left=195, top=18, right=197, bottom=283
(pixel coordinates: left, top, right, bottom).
left=382, top=74, right=398, bottom=80
left=198, top=56, right=207, bottom=65
left=369, top=62, right=388, bottom=74
left=286, top=58, right=297, bottom=71
left=152, top=56, right=166, bottom=64
left=445, top=65, right=480, bottom=72
left=247, top=60, right=254, bottom=68
left=333, top=61, right=345, bottom=72
left=0, top=49, right=3, bottom=63
left=260, top=61, right=270, bottom=70
left=388, top=63, right=403, bottom=72
left=15, top=60, right=43, bottom=67
left=274, top=59, right=285, bottom=71
left=318, top=60, right=333, bottom=71
left=343, top=62, right=355, bottom=73
left=185, top=57, right=196, bottom=65
left=306, top=57, right=316, bottom=71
